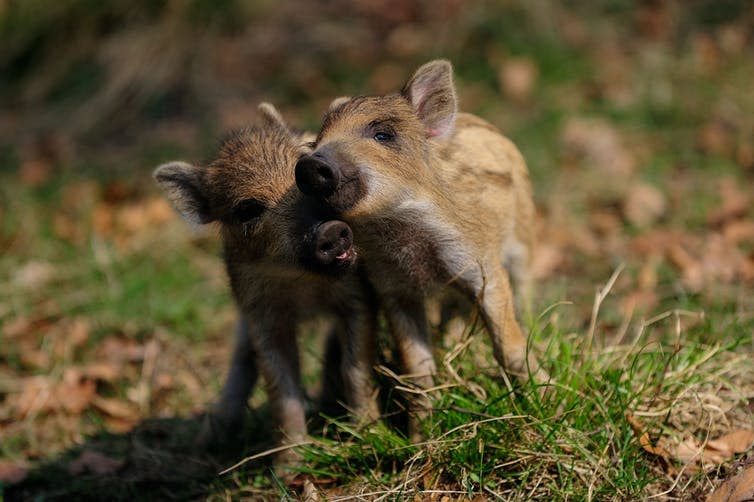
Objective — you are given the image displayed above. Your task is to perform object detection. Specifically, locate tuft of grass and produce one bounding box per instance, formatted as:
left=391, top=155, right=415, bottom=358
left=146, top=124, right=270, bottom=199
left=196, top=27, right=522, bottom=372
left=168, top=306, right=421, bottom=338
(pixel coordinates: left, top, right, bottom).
left=211, top=269, right=752, bottom=500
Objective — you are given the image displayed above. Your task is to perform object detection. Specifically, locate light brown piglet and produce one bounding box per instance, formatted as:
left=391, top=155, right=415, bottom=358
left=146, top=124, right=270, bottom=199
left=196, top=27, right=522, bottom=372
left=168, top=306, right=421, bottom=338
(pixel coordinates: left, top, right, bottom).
left=296, top=60, right=549, bottom=433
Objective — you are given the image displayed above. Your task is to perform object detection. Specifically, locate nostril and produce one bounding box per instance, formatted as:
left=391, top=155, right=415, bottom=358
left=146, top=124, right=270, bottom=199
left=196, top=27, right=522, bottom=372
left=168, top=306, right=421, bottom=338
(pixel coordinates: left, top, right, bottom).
left=317, top=165, right=333, bottom=180
left=319, top=242, right=333, bottom=253
left=339, top=229, right=349, bottom=239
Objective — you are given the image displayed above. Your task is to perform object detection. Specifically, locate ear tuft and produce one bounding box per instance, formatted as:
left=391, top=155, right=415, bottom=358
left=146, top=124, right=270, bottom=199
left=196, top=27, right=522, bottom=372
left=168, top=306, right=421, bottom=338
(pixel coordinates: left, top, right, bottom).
left=257, top=102, right=288, bottom=131
left=401, top=59, right=457, bottom=139
left=328, top=96, right=351, bottom=112
left=153, top=161, right=213, bottom=224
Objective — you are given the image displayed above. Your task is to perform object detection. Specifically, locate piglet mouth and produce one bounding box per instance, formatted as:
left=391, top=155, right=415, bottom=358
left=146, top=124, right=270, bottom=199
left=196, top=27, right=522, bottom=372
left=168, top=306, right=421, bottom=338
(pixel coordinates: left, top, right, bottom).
left=335, top=247, right=355, bottom=262
left=307, top=219, right=357, bottom=274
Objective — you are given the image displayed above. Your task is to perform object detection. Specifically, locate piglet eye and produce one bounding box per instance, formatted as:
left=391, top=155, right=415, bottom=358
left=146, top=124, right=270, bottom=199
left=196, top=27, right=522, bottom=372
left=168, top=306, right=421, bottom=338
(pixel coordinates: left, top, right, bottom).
left=231, top=199, right=266, bottom=223
left=374, top=131, right=394, bottom=142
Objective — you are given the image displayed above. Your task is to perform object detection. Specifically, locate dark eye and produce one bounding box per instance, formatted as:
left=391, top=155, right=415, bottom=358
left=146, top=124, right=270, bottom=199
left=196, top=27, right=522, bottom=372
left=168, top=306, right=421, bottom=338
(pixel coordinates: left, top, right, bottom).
left=231, top=199, right=266, bottom=223
left=374, top=131, right=394, bottom=142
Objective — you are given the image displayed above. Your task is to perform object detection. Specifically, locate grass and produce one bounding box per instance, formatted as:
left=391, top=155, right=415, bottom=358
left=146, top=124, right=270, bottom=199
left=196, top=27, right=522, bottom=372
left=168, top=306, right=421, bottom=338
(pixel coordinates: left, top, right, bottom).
left=202, top=282, right=751, bottom=500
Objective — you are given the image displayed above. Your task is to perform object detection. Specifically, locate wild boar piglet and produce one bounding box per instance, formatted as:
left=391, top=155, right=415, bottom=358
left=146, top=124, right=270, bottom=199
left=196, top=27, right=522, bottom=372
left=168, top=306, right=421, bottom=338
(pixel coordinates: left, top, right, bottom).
left=296, top=61, right=549, bottom=433
left=154, top=103, right=378, bottom=467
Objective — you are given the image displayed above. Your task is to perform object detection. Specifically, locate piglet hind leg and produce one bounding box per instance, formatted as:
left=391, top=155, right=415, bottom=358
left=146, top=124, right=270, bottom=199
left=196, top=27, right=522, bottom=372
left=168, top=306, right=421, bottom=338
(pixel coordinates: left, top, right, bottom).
left=474, top=263, right=549, bottom=390
left=196, top=315, right=258, bottom=451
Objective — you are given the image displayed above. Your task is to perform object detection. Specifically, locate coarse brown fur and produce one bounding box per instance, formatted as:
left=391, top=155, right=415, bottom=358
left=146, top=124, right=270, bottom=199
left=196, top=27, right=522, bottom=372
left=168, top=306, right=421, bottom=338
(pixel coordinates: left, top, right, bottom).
left=296, top=61, right=549, bottom=435
left=153, top=104, right=378, bottom=471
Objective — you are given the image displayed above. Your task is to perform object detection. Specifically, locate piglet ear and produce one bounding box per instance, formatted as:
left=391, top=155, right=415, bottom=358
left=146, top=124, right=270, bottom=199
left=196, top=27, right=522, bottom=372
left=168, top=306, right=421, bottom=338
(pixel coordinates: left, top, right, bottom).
left=153, top=161, right=214, bottom=224
left=401, top=59, right=457, bottom=139
left=257, top=102, right=289, bottom=131
left=328, top=96, right=351, bottom=112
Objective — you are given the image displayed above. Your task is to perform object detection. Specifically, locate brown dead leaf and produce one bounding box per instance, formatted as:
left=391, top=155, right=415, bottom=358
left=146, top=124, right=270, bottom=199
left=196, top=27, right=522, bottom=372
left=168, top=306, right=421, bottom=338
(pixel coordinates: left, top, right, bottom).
left=19, top=158, right=53, bottom=186
left=0, top=461, right=29, bottom=484
left=723, top=220, right=754, bottom=245
left=669, top=430, right=754, bottom=472
left=68, top=317, right=92, bottom=349
left=68, top=450, right=125, bottom=476
left=708, top=177, right=750, bottom=228
left=620, top=289, right=659, bottom=317
left=59, top=369, right=97, bottom=414
left=12, top=370, right=97, bottom=418
left=707, top=430, right=754, bottom=458
left=561, top=117, right=637, bottom=178
left=626, top=413, right=672, bottom=463
left=91, top=394, right=140, bottom=422
left=13, top=376, right=53, bottom=418
left=530, top=243, right=563, bottom=280
left=737, top=143, right=754, bottom=170
left=91, top=203, right=114, bottom=238
left=635, top=1, right=673, bottom=40
left=498, top=57, right=538, bottom=103
left=13, top=261, right=56, bottom=290
left=692, top=34, right=721, bottom=75
left=623, top=182, right=666, bottom=228
left=707, top=464, right=754, bottom=502
left=2, top=314, right=56, bottom=339
left=667, top=243, right=704, bottom=292
left=79, top=362, right=122, bottom=382
left=589, top=210, right=622, bottom=235
left=97, top=336, right=147, bottom=364
left=104, top=416, right=138, bottom=433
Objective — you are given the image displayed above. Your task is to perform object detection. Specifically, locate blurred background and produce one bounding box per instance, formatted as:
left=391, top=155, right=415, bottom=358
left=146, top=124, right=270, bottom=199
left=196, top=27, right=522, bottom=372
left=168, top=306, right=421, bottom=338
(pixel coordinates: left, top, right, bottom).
left=1, top=0, right=753, bottom=497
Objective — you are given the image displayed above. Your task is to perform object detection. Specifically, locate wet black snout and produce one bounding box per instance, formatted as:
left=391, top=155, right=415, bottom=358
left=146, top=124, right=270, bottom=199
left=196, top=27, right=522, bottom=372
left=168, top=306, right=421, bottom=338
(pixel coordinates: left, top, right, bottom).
left=295, top=154, right=340, bottom=198
left=313, top=220, right=353, bottom=267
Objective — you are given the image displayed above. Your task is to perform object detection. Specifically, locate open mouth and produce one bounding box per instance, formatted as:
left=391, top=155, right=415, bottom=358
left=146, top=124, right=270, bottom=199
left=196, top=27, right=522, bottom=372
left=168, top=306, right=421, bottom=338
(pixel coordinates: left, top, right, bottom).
left=335, top=247, right=355, bottom=262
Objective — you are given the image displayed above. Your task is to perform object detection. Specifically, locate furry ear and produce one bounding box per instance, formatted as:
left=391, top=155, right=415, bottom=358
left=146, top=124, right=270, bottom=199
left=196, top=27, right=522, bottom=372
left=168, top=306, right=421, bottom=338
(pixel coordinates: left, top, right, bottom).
left=401, top=60, right=457, bottom=139
left=328, top=96, right=351, bottom=112
left=153, top=161, right=213, bottom=224
left=257, top=102, right=288, bottom=131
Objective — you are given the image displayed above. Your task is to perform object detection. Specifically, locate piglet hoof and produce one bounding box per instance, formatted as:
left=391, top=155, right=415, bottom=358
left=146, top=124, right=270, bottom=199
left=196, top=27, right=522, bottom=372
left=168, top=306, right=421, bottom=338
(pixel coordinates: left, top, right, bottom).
left=273, top=445, right=305, bottom=482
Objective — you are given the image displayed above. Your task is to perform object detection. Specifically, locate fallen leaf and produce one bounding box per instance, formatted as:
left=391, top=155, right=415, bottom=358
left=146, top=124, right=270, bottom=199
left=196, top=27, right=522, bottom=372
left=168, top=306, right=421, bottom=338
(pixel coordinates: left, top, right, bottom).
left=91, top=394, right=140, bottom=422
left=707, top=464, right=754, bottom=502
left=13, top=261, right=56, bottom=289
left=13, top=376, right=53, bottom=418
left=530, top=243, right=563, bottom=280
left=0, top=461, right=29, bottom=484
left=737, top=143, right=754, bottom=170
left=667, top=244, right=704, bottom=292
left=68, top=450, right=125, bottom=476
left=561, top=117, right=637, bottom=178
left=692, top=34, right=721, bottom=75
left=669, top=429, right=754, bottom=471
left=2, top=315, right=54, bottom=339
left=58, top=369, right=97, bottom=414
left=79, top=362, right=122, bottom=382
left=103, top=417, right=136, bottom=433
left=68, top=317, right=92, bottom=349
left=623, top=182, right=666, bottom=227
left=499, top=57, right=538, bottom=102
left=707, top=430, right=754, bottom=458
left=12, top=370, right=97, bottom=418
left=19, top=158, right=52, bottom=186
left=626, top=413, right=672, bottom=462
left=635, top=1, right=673, bottom=40
left=708, top=177, right=750, bottom=228
left=723, top=220, right=754, bottom=245
left=97, top=336, right=147, bottom=363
